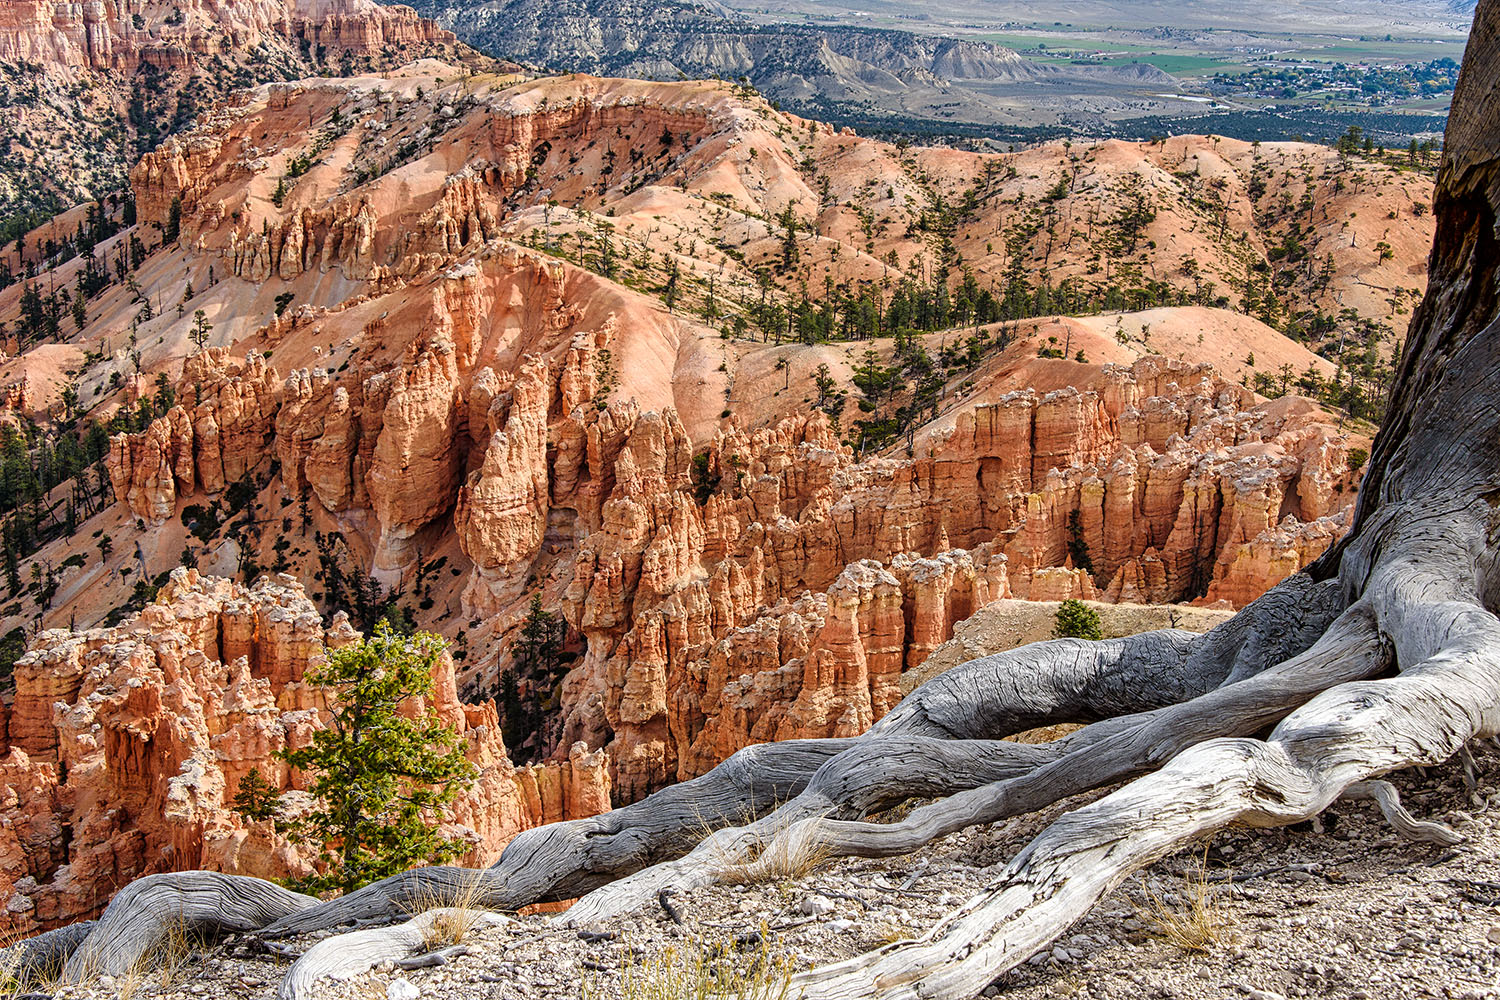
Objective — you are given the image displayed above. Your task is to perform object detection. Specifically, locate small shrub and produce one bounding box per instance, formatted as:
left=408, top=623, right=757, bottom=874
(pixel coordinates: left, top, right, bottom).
left=1054, top=599, right=1103, bottom=640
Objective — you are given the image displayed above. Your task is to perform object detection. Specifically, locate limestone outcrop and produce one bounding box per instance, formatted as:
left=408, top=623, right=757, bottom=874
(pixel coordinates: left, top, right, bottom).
left=104, top=334, right=1360, bottom=803
left=0, top=0, right=452, bottom=78
left=0, top=570, right=609, bottom=935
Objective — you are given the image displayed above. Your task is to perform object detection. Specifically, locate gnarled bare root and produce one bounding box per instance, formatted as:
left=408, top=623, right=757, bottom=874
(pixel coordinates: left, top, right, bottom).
left=280, top=908, right=509, bottom=1000
left=264, top=616, right=1271, bottom=939
left=563, top=598, right=1379, bottom=921
left=784, top=594, right=1500, bottom=999
left=0, top=920, right=95, bottom=989
left=1343, top=780, right=1463, bottom=845
left=62, top=873, right=315, bottom=982
left=260, top=737, right=852, bottom=937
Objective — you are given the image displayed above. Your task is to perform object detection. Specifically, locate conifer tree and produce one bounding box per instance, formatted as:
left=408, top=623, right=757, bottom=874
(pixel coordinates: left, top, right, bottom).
left=190, top=309, right=212, bottom=351
left=279, top=623, right=476, bottom=894
left=779, top=204, right=799, bottom=270
left=1053, top=598, right=1103, bottom=641
left=164, top=196, right=182, bottom=243
left=499, top=595, right=566, bottom=757
left=1065, top=509, right=1094, bottom=573
left=232, top=767, right=281, bottom=826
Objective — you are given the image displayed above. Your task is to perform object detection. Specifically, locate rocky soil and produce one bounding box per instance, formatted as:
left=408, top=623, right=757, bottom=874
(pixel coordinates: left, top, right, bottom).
left=45, top=740, right=1500, bottom=1000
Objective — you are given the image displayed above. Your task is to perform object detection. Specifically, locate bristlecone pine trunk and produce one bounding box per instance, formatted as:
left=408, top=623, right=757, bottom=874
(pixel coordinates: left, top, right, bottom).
left=8, top=5, right=1500, bottom=996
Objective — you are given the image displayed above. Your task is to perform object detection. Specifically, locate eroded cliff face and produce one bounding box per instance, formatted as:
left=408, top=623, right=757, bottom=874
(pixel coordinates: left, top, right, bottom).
left=0, top=0, right=453, bottom=78
left=105, top=336, right=1358, bottom=802
left=0, top=569, right=608, bottom=934
left=20, top=70, right=1378, bottom=813
left=0, top=0, right=469, bottom=225
left=545, top=356, right=1359, bottom=798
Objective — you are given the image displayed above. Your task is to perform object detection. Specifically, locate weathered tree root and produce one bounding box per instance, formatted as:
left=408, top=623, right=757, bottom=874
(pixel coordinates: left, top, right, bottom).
left=50, top=873, right=315, bottom=983
left=258, top=737, right=852, bottom=938
left=783, top=600, right=1500, bottom=998
left=280, top=908, right=508, bottom=1000
left=0, top=921, right=94, bottom=990
left=561, top=599, right=1385, bottom=922
left=1344, top=780, right=1464, bottom=845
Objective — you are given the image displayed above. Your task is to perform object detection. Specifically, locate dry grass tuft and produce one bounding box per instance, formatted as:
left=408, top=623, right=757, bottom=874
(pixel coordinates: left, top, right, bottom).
left=584, top=931, right=796, bottom=1000
left=1138, top=849, right=1229, bottom=952
left=713, top=818, right=833, bottom=887
left=111, top=964, right=144, bottom=1000
left=0, top=925, right=29, bottom=994
left=403, top=874, right=491, bottom=949
left=153, top=910, right=205, bottom=990
left=105, top=910, right=206, bottom=999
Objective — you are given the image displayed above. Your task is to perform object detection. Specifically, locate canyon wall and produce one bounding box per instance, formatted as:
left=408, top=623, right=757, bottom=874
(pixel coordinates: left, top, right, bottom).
left=106, top=339, right=1358, bottom=801
left=0, top=569, right=608, bottom=934
left=89, top=73, right=1371, bottom=807
left=0, top=0, right=453, bottom=78
left=545, top=356, right=1357, bottom=798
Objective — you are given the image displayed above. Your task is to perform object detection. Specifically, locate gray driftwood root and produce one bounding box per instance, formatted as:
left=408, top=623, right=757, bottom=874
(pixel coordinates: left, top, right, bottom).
left=63, top=873, right=315, bottom=982
left=280, top=909, right=506, bottom=999
left=0, top=921, right=95, bottom=989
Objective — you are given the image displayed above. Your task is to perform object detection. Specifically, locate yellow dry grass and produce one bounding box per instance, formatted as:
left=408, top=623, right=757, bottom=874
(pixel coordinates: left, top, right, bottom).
left=402, top=874, right=492, bottom=950
left=1139, top=848, right=1229, bottom=952
left=712, top=818, right=834, bottom=887
left=583, top=931, right=796, bottom=1000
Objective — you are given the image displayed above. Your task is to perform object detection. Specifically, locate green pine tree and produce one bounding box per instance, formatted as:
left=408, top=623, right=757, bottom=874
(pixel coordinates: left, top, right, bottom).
left=279, top=622, right=476, bottom=894
left=499, top=595, right=565, bottom=759
left=1065, top=509, right=1094, bottom=574
left=1053, top=599, right=1103, bottom=641
left=164, top=196, right=183, bottom=243
left=514, top=594, right=564, bottom=678
left=232, top=767, right=281, bottom=826
left=779, top=204, right=800, bottom=271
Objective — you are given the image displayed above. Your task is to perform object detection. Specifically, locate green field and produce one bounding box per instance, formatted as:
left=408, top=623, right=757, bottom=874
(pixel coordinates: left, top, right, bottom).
left=974, top=32, right=1143, bottom=52
left=1033, top=53, right=1246, bottom=75
left=973, top=25, right=1466, bottom=74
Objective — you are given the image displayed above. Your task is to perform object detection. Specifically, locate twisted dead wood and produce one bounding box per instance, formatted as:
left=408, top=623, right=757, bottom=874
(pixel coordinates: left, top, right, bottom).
left=62, top=873, right=314, bottom=982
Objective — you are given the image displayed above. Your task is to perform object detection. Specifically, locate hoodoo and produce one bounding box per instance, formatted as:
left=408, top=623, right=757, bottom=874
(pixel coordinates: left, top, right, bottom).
left=0, top=0, right=1486, bottom=994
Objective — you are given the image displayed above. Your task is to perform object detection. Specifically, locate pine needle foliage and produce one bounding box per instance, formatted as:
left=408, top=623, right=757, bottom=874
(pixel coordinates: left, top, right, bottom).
left=1054, top=598, right=1104, bottom=641
left=279, top=621, right=476, bottom=894
left=231, top=767, right=280, bottom=826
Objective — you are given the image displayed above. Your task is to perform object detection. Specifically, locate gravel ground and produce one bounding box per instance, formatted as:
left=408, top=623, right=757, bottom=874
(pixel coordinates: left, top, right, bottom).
left=50, top=744, right=1500, bottom=1000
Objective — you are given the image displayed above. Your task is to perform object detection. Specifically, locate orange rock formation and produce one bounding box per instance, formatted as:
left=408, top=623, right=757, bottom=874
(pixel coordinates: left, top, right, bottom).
left=105, top=334, right=1358, bottom=800
left=5, top=69, right=1397, bottom=816
left=0, top=569, right=608, bottom=934
left=0, top=0, right=452, bottom=77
